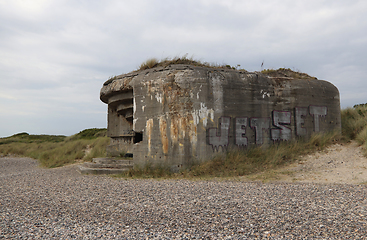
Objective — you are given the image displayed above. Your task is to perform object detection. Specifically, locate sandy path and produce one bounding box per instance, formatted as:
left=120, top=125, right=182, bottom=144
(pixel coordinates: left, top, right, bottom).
left=276, top=141, right=367, bottom=184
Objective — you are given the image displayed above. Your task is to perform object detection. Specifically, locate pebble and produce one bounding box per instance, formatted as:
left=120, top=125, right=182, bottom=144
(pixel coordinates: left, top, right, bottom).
left=1, top=157, right=367, bottom=239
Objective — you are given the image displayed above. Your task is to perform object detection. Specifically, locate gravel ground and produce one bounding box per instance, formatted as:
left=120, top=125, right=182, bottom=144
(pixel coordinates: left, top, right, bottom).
left=1, top=157, right=367, bottom=239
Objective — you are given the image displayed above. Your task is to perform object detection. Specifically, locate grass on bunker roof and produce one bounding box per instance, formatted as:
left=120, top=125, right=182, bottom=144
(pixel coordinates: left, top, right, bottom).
left=138, top=56, right=316, bottom=79
left=260, top=68, right=317, bottom=79
left=106, top=55, right=317, bottom=82
left=138, top=55, right=238, bottom=71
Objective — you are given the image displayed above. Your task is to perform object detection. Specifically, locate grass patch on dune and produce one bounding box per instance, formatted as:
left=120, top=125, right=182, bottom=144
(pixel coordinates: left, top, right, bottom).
left=119, top=131, right=341, bottom=179
left=122, top=104, right=367, bottom=179
left=341, top=103, right=367, bottom=156
left=2, top=104, right=367, bottom=178
left=182, top=131, right=340, bottom=178
left=0, top=128, right=109, bottom=168
left=123, top=162, right=173, bottom=179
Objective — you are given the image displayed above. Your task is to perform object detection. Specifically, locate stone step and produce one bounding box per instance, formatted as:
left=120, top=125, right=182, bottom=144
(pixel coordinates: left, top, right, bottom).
left=92, top=157, right=133, bottom=165
left=77, top=157, right=134, bottom=175
left=77, top=165, right=132, bottom=175
left=83, top=162, right=133, bottom=169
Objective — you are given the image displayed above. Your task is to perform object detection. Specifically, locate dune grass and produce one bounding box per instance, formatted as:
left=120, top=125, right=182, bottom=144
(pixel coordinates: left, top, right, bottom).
left=341, top=104, right=367, bottom=156
left=120, top=130, right=341, bottom=179
left=0, top=128, right=109, bottom=168
left=121, top=104, right=367, bottom=179
left=2, top=105, right=367, bottom=178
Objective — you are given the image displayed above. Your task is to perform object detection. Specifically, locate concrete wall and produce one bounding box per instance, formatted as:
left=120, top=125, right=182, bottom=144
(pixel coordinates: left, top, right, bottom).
left=100, top=65, right=341, bottom=171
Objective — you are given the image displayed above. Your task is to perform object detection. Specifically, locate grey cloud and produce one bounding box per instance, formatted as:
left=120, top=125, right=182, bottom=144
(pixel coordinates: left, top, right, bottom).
left=0, top=0, right=366, bottom=136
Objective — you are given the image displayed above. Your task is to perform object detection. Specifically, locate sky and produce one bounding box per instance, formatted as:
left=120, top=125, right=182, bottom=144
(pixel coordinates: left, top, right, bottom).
left=1, top=0, right=366, bottom=137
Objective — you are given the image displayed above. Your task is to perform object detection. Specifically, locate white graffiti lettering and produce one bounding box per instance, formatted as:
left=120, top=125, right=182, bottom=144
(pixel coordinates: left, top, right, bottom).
left=309, top=106, right=327, bottom=132
left=250, top=118, right=270, bottom=145
left=235, top=117, right=248, bottom=147
left=295, top=107, right=307, bottom=136
left=271, top=111, right=291, bottom=141
left=208, top=117, right=231, bottom=151
left=208, top=106, right=328, bottom=150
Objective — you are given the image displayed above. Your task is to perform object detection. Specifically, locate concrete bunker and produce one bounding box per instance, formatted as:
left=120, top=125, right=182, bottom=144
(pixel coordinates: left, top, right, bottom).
left=100, top=65, right=341, bottom=171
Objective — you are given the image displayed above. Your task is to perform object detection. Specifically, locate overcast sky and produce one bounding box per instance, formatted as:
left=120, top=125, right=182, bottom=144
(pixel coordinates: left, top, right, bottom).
left=1, top=0, right=366, bottom=137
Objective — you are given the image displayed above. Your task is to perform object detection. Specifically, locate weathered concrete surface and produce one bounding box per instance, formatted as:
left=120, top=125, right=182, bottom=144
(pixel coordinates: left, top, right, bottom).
left=78, top=158, right=133, bottom=175
left=100, top=65, right=341, bottom=171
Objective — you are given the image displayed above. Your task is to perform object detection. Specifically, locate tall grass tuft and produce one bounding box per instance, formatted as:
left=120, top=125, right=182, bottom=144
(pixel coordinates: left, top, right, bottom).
left=138, top=55, right=236, bottom=71
left=118, top=131, right=340, bottom=179
left=123, top=163, right=173, bottom=179
left=341, top=104, right=367, bottom=155
left=139, top=58, right=160, bottom=70
left=183, top=131, right=340, bottom=178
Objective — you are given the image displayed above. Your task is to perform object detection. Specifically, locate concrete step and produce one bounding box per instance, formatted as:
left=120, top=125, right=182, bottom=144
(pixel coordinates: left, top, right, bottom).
left=77, top=165, right=132, bottom=175
left=77, top=157, right=134, bottom=175
left=83, top=162, right=133, bottom=169
left=92, top=157, right=133, bottom=165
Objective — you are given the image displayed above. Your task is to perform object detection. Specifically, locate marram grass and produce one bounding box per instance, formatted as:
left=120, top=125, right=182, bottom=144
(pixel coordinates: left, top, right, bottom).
left=0, top=129, right=109, bottom=168
left=182, top=131, right=341, bottom=178
left=120, top=131, right=341, bottom=179
left=341, top=104, right=367, bottom=156
left=2, top=104, right=367, bottom=177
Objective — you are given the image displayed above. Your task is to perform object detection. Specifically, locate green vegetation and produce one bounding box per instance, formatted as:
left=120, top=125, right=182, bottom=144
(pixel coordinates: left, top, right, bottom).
left=122, top=104, right=367, bottom=179
left=341, top=104, right=367, bottom=155
left=0, top=128, right=109, bottom=168
left=2, top=105, right=367, bottom=180
left=121, top=131, right=340, bottom=179
left=0, top=132, right=66, bottom=145
left=261, top=68, right=317, bottom=79
left=186, top=131, right=340, bottom=178
left=138, top=57, right=315, bottom=80
left=138, top=56, right=240, bottom=71
left=67, top=128, right=108, bottom=140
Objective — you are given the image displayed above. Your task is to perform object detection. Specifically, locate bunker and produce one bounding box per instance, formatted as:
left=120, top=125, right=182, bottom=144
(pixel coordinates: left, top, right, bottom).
left=100, top=64, right=341, bottom=171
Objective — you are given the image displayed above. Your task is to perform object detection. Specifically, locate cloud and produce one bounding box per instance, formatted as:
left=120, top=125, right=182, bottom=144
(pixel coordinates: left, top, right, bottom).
left=0, top=0, right=367, bottom=136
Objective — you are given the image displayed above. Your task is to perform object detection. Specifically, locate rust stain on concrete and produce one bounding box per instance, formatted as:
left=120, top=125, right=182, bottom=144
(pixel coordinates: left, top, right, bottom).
left=170, top=116, right=179, bottom=144
left=146, top=118, right=153, bottom=154
left=159, top=116, right=169, bottom=155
